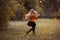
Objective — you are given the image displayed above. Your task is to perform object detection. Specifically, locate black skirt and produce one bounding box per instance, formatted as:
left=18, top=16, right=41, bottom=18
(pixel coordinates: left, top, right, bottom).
left=27, top=21, right=36, bottom=27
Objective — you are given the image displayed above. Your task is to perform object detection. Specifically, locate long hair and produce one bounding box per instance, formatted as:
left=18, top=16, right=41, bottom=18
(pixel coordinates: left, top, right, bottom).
left=25, top=9, right=40, bottom=20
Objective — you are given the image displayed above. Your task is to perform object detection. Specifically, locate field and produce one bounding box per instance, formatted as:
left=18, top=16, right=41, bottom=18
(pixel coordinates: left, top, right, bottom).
left=0, top=19, right=60, bottom=40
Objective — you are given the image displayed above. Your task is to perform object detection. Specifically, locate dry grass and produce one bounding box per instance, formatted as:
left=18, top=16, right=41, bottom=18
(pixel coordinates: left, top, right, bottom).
left=0, top=19, right=60, bottom=40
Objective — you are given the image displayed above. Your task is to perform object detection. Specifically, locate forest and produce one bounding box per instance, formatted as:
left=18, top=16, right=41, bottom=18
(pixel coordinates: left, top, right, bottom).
left=0, top=0, right=60, bottom=30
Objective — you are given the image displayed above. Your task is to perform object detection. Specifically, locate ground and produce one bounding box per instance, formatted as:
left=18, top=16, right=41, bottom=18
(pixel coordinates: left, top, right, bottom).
left=0, top=19, right=60, bottom=40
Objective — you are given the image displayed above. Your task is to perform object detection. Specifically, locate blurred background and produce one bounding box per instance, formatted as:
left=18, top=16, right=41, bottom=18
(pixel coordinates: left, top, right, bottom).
left=9, top=0, right=60, bottom=20
left=0, top=0, right=60, bottom=40
left=0, top=0, right=60, bottom=29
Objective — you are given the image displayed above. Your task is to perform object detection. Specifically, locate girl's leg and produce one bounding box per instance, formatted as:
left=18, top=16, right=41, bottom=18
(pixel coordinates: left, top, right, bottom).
left=32, top=22, right=36, bottom=34
left=26, top=22, right=36, bottom=35
left=32, top=26, right=35, bottom=34
left=26, top=26, right=36, bottom=35
left=26, top=27, right=32, bottom=35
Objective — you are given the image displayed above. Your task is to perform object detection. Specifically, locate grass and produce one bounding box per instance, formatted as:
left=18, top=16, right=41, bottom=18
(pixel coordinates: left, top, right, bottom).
left=0, top=19, right=60, bottom=40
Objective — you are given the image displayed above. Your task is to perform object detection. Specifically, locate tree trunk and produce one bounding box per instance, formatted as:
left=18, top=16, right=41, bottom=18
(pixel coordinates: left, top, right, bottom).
left=0, top=0, right=15, bottom=30
left=0, top=14, right=8, bottom=30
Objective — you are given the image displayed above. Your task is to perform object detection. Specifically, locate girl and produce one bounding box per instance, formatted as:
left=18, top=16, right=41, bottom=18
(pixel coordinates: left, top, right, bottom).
left=25, top=9, right=40, bottom=35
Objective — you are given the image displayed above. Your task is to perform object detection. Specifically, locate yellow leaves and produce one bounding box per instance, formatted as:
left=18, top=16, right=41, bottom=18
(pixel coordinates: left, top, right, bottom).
left=57, top=0, right=60, bottom=2
left=0, top=0, right=17, bottom=19
left=58, top=8, right=60, bottom=16
left=5, top=0, right=20, bottom=17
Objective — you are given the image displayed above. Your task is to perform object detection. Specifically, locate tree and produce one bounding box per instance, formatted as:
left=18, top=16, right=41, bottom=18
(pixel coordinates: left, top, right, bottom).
left=39, top=0, right=60, bottom=18
left=0, top=0, right=18, bottom=30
